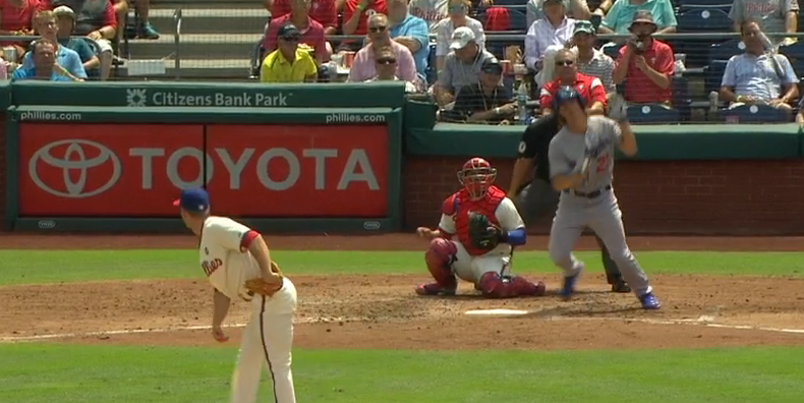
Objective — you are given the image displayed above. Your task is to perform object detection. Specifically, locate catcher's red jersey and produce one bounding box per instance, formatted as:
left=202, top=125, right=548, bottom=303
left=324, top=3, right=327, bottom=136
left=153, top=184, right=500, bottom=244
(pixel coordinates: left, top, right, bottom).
left=438, top=186, right=524, bottom=256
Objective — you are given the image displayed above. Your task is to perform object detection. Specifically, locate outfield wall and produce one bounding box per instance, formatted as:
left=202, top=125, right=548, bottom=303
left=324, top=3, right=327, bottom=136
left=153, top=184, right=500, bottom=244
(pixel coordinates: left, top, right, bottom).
left=0, top=81, right=802, bottom=235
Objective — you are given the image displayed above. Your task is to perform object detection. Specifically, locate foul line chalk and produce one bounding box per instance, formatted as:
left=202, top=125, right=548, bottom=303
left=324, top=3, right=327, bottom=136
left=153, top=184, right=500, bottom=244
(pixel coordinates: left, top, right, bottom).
left=0, top=316, right=356, bottom=344
left=464, top=309, right=530, bottom=316
left=544, top=315, right=804, bottom=335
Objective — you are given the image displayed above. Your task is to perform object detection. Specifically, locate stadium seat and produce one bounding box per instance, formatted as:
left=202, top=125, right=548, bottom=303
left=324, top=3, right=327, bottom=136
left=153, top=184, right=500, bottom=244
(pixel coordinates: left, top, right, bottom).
left=703, top=60, right=728, bottom=95
left=676, top=9, right=732, bottom=68
left=778, top=41, right=804, bottom=78
left=603, top=43, right=624, bottom=60
left=626, top=104, right=681, bottom=123
left=425, top=43, right=437, bottom=85
left=485, top=8, right=528, bottom=59
left=721, top=104, right=791, bottom=123
left=709, top=38, right=745, bottom=64
left=672, top=76, right=693, bottom=121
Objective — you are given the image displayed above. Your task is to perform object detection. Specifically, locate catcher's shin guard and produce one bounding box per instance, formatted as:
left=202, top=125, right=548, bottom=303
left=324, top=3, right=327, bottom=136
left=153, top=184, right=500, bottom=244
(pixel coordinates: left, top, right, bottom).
left=478, top=272, right=546, bottom=298
left=417, top=238, right=458, bottom=295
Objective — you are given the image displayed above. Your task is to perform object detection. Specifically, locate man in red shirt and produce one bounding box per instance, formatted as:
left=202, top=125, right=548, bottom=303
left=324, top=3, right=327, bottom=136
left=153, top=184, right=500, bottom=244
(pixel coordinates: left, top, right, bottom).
left=612, top=10, right=675, bottom=104
left=539, top=48, right=607, bottom=116
left=340, top=0, right=388, bottom=51
left=263, top=0, right=330, bottom=63
left=266, top=0, right=336, bottom=35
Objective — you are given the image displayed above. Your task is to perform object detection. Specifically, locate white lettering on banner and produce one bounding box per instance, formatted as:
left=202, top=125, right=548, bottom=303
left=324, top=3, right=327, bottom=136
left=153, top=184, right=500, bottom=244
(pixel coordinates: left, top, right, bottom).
left=256, top=148, right=300, bottom=191
left=303, top=149, right=338, bottom=190
left=127, top=89, right=291, bottom=107
left=120, top=147, right=379, bottom=192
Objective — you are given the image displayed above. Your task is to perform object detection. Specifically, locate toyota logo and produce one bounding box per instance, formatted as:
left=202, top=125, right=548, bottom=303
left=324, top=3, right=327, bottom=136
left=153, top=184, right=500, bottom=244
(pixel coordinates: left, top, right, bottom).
left=29, top=139, right=122, bottom=198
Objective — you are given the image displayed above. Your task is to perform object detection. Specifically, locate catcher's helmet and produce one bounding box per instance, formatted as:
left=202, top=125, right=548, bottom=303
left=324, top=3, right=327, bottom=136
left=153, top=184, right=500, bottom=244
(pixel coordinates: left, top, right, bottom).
left=457, top=157, right=497, bottom=200
left=553, top=85, right=585, bottom=111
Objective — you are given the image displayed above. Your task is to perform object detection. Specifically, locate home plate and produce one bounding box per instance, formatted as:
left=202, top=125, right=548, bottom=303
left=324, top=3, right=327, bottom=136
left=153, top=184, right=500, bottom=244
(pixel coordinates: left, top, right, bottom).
left=465, top=309, right=530, bottom=316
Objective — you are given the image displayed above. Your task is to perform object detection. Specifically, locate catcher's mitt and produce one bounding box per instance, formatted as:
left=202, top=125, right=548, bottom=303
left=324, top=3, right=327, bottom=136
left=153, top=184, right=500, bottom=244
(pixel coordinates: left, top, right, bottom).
left=468, top=212, right=503, bottom=250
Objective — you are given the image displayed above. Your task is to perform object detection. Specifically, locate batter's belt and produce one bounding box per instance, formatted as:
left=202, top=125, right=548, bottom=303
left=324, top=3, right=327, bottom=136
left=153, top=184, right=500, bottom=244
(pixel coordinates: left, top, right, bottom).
left=562, top=185, right=612, bottom=199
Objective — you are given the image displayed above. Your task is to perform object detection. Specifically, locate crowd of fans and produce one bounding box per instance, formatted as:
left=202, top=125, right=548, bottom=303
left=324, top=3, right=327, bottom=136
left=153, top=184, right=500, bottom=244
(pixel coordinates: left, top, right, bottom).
left=255, top=0, right=804, bottom=124
left=1, top=0, right=802, bottom=124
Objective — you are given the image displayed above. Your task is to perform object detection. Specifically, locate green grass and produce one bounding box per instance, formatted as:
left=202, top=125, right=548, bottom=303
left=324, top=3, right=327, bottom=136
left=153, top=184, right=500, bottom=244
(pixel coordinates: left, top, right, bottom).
left=1, top=344, right=803, bottom=403
left=1, top=250, right=803, bottom=286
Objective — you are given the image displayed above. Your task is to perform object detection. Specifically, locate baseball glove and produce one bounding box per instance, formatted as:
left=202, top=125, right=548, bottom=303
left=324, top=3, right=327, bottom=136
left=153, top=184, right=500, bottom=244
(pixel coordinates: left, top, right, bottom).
left=468, top=212, right=503, bottom=250
left=245, top=261, right=284, bottom=296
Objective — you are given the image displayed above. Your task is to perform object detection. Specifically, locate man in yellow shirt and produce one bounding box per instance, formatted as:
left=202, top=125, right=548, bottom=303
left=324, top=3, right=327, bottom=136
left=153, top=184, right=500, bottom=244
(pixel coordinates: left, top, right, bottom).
left=260, top=24, right=319, bottom=83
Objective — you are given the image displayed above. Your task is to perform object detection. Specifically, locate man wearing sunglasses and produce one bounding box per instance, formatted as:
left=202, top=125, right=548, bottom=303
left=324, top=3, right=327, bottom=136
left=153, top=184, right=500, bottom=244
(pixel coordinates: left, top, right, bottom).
left=260, top=24, right=319, bottom=83
left=451, top=58, right=517, bottom=124
left=366, top=45, right=419, bottom=92
left=342, top=0, right=389, bottom=51
left=539, top=48, right=607, bottom=116
left=347, top=13, right=418, bottom=83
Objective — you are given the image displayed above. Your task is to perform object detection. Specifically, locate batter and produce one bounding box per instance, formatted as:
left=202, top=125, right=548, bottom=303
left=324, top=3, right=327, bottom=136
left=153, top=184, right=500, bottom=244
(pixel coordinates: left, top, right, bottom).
left=174, top=188, right=298, bottom=403
left=415, top=157, right=547, bottom=298
left=546, top=87, right=661, bottom=310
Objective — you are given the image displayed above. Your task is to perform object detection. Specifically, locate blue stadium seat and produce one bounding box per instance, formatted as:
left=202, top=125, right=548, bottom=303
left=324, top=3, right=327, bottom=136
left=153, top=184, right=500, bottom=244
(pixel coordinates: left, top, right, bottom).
left=721, top=104, right=791, bottom=123
left=672, top=76, right=692, bottom=121
left=626, top=104, right=681, bottom=123
left=778, top=41, right=804, bottom=78
left=703, top=60, right=728, bottom=94
left=603, top=43, right=624, bottom=60
left=507, top=8, right=528, bottom=31
left=677, top=8, right=731, bottom=31
left=709, top=38, right=745, bottom=64
left=425, top=43, right=437, bottom=85
left=490, top=0, right=523, bottom=6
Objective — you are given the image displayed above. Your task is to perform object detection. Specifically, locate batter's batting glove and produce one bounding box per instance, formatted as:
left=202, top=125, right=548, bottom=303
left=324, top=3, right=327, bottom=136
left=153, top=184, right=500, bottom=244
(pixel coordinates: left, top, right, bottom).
left=608, top=93, right=629, bottom=122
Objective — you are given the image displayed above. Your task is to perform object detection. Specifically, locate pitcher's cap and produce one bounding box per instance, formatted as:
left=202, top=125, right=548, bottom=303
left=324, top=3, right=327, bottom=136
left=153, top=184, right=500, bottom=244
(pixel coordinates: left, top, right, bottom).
left=172, top=188, right=210, bottom=212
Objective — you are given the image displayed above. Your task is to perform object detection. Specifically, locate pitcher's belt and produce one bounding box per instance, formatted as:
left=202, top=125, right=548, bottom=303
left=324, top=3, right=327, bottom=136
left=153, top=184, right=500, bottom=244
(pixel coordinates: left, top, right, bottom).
left=563, top=185, right=612, bottom=198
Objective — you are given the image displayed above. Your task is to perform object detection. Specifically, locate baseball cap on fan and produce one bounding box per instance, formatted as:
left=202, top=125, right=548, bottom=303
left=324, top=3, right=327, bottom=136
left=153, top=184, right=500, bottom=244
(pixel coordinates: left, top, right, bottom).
left=173, top=188, right=210, bottom=212
left=449, top=27, right=476, bottom=50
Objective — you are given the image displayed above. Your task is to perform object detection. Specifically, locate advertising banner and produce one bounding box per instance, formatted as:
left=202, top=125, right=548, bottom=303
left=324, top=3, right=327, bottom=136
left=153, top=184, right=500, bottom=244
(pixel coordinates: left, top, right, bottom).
left=18, top=124, right=204, bottom=216
left=205, top=124, right=389, bottom=217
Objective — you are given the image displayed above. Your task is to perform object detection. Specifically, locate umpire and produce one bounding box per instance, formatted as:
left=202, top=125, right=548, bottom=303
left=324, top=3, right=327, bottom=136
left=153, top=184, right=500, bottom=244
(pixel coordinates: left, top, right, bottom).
left=507, top=114, right=631, bottom=293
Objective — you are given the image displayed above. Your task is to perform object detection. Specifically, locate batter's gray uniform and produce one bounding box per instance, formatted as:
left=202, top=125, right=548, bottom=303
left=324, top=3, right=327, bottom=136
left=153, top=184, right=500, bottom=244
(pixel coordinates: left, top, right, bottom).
left=547, top=115, right=653, bottom=297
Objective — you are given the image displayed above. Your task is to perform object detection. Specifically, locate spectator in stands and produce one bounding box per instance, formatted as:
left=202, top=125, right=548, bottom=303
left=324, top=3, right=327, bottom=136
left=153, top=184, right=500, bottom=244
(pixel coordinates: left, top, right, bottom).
left=570, top=20, right=615, bottom=92
left=111, top=0, right=126, bottom=43
left=25, top=10, right=86, bottom=79
left=260, top=23, right=319, bottom=83
left=12, top=39, right=78, bottom=80
left=525, top=0, right=576, bottom=71
left=264, top=0, right=330, bottom=64
left=409, top=0, right=447, bottom=31
left=341, top=0, right=388, bottom=51
left=53, top=5, right=99, bottom=76
left=388, top=0, right=429, bottom=77
left=452, top=58, right=517, bottom=124
left=129, top=0, right=158, bottom=39
left=527, top=0, right=592, bottom=27
left=0, top=0, right=45, bottom=62
left=598, top=0, right=676, bottom=35
left=51, top=0, right=117, bottom=81
left=267, top=0, right=337, bottom=36
left=435, top=0, right=484, bottom=75
left=348, top=13, right=417, bottom=82
left=720, top=20, right=799, bottom=110
left=539, top=48, right=607, bottom=115
left=729, top=0, right=798, bottom=45
left=612, top=11, right=674, bottom=104
left=365, top=45, right=418, bottom=91
left=434, top=26, right=496, bottom=107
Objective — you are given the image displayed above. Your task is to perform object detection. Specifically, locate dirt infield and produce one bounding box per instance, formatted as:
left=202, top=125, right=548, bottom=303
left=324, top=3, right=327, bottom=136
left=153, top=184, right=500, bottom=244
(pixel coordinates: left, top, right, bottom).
left=1, top=233, right=804, bottom=350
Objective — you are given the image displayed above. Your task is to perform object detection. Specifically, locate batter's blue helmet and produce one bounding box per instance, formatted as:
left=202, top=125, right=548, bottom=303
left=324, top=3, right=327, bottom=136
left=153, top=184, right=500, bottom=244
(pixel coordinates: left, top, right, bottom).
left=553, top=85, right=586, bottom=111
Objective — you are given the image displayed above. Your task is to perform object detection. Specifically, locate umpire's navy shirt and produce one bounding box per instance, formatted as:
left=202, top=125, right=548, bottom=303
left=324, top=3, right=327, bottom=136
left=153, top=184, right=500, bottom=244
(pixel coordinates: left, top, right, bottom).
left=517, top=114, right=560, bottom=182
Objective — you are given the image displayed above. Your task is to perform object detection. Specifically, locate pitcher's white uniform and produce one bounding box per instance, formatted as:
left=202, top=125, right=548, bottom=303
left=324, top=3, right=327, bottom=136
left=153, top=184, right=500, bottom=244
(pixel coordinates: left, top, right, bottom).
left=437, top=197, right=524, bottom=283
left=200, top=216, right=297, bottom=403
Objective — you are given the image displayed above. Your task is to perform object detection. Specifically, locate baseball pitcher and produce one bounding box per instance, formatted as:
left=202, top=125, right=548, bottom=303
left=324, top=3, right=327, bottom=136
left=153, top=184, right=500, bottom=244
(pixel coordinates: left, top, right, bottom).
left=174, top=188, right=298, bottom=403
left=415, top=157, right=547, bottom=298
left=546, top=86, right=661, bottom=310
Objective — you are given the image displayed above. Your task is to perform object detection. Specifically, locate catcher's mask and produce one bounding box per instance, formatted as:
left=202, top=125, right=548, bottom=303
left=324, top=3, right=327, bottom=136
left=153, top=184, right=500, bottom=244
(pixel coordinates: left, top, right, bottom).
left=457, top=157, right=497, bottom=199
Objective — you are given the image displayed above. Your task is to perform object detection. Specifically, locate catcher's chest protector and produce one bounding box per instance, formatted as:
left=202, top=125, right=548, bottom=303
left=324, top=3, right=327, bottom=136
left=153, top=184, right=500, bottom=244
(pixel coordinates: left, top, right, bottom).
left=454, top=187, right=505, bottom=256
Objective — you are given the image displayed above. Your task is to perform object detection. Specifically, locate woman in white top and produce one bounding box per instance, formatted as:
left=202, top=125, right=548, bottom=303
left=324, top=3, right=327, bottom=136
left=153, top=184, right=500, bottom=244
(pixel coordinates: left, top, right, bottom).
left=435, top=0, right=485, bottom=73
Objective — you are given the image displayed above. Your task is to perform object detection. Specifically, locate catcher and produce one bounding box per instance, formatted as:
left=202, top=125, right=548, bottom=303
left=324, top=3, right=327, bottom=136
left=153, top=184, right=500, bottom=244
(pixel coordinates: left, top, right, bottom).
left=174, top=187, right=298, bottom=403
left=415, top=157, right=547, bottom=298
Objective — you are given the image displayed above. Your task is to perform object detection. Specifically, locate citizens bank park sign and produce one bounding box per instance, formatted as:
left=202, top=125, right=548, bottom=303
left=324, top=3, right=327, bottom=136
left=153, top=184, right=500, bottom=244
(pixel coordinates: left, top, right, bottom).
left=17, top=124, right=390, bottom=218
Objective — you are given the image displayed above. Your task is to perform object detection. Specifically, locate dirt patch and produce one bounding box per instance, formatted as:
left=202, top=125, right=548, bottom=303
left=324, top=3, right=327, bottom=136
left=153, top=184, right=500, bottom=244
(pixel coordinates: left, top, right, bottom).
left=2, top=273, right=803, bottom=350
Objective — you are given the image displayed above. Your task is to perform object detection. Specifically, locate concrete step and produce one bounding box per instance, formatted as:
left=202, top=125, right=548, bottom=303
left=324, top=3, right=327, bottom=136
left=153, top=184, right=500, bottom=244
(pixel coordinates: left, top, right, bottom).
left=137, top=8, right=269, bottom=35
left=118, top=58, right=254, bottom=79
left=127, top=33, right=262, bottom=60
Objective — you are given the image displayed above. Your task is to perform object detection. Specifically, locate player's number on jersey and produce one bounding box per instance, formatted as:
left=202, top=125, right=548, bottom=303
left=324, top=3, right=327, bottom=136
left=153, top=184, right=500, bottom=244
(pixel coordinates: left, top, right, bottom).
left=596, top=154, right=609, bottom=173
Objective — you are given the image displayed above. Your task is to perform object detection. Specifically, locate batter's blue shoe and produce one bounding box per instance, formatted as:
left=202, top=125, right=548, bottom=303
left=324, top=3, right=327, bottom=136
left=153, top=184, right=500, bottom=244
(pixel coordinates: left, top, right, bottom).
left=559, top=273, right=580, bottom=300
left=639, top=292, right=661, bottom=310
